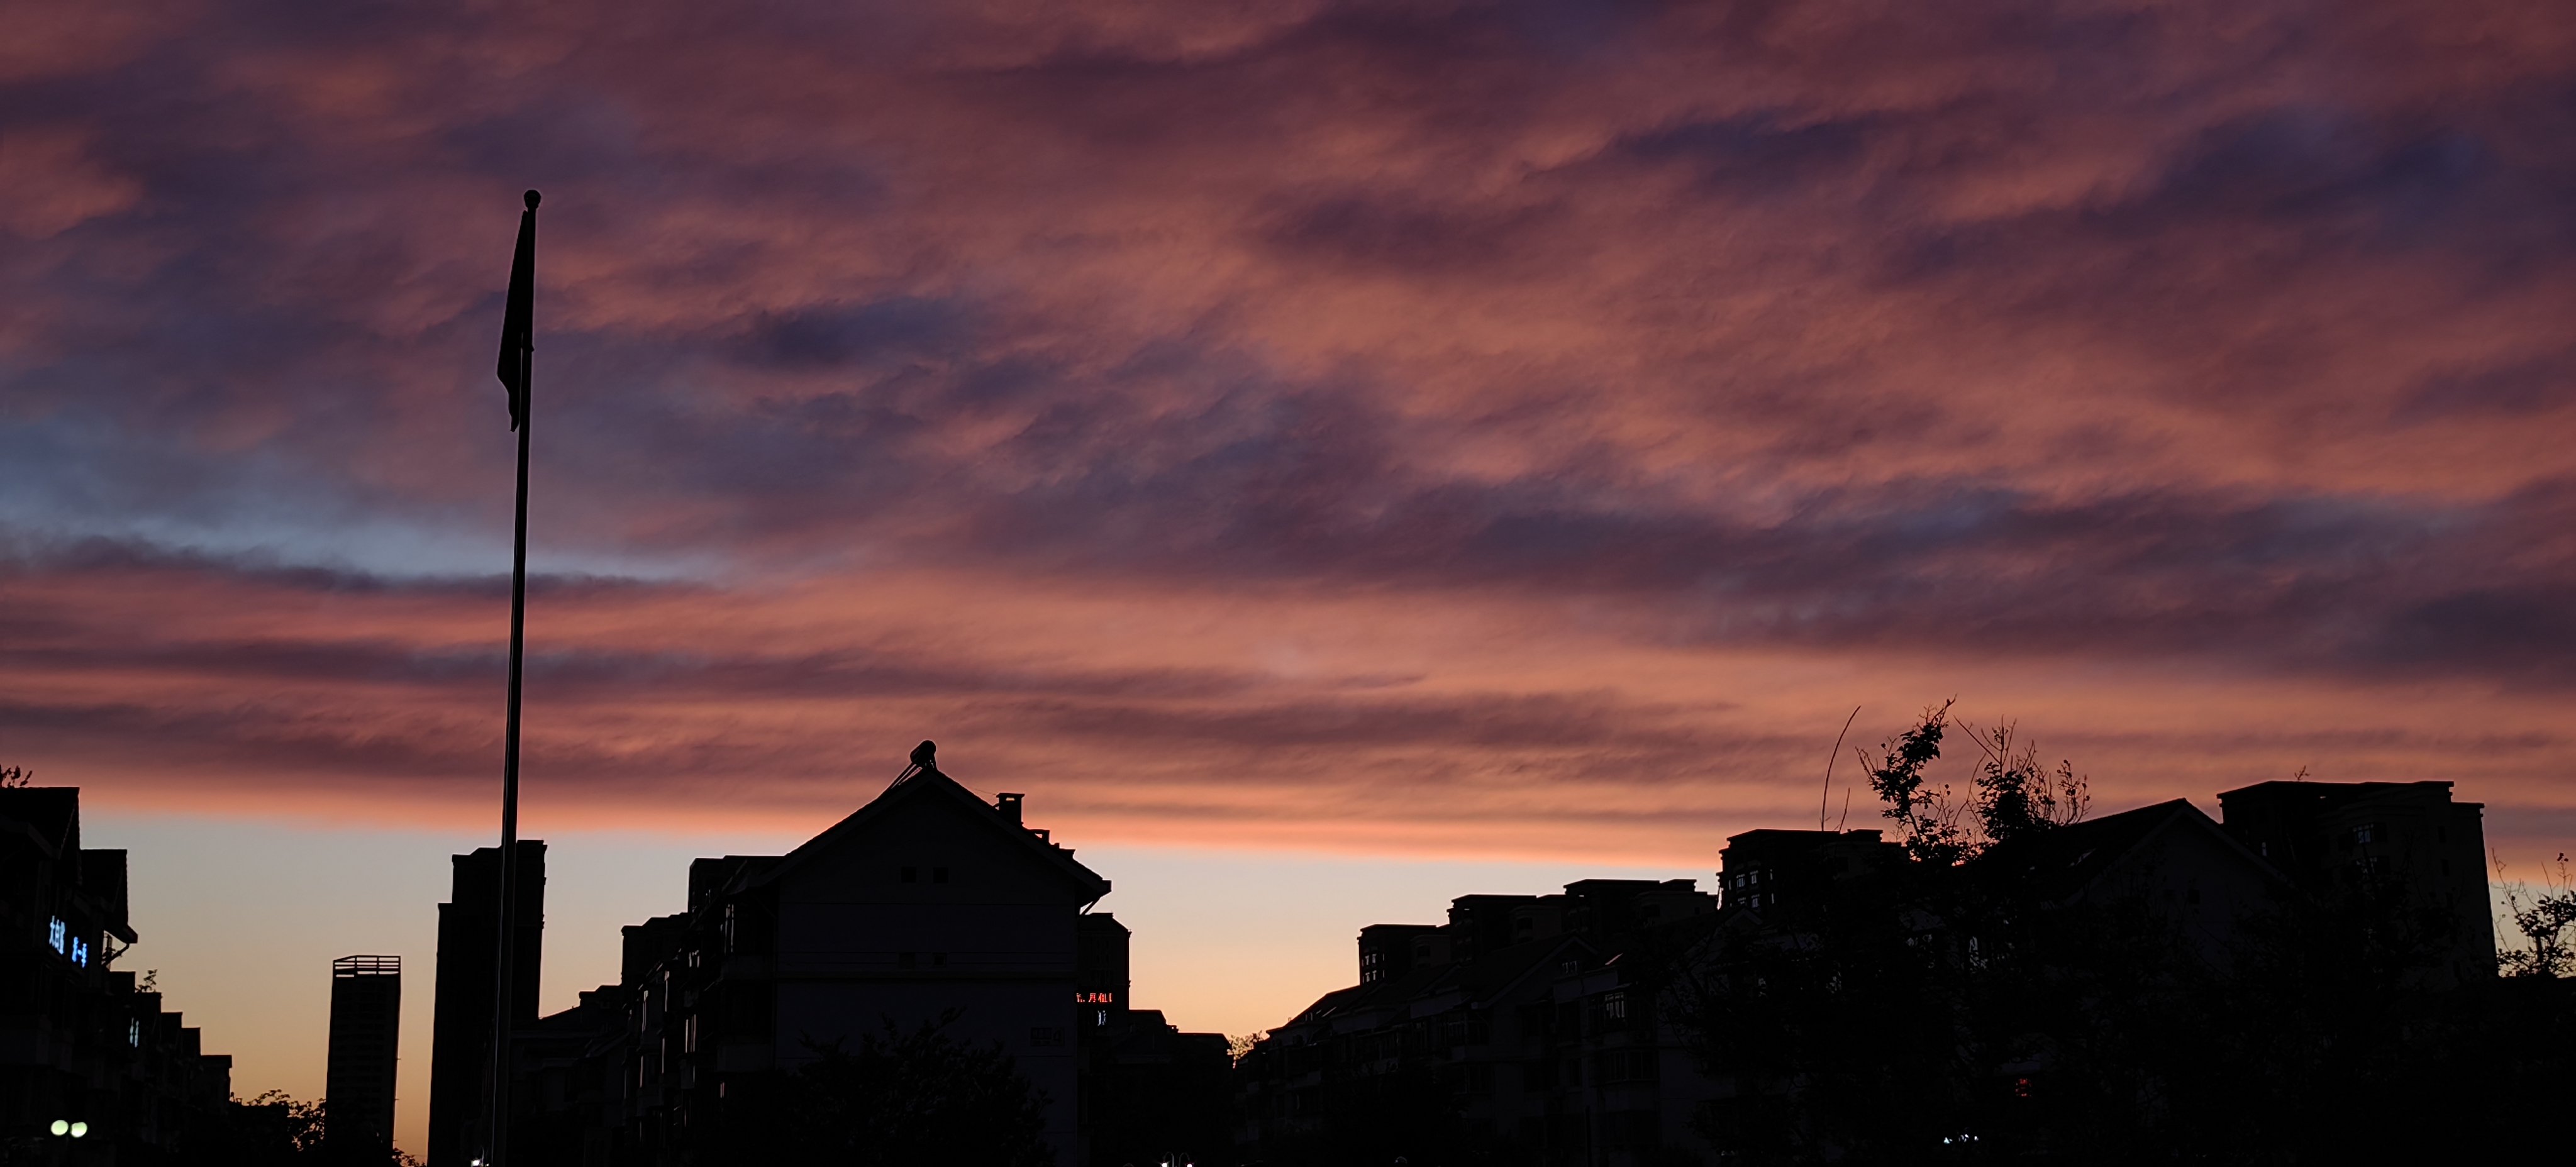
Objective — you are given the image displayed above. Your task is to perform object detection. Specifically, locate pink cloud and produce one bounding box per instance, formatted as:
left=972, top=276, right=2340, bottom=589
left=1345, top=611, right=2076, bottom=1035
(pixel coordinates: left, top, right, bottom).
left=1, top=0, right=2570, bottom=866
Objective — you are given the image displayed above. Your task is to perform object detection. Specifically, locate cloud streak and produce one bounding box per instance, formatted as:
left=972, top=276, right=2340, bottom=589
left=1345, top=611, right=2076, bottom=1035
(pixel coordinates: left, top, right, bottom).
left=2, top=0, right=2572, bottom=860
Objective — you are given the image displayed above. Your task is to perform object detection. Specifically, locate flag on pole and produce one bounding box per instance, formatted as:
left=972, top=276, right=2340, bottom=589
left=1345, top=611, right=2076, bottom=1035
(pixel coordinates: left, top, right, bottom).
left=496, top=190, right=540, bottom=430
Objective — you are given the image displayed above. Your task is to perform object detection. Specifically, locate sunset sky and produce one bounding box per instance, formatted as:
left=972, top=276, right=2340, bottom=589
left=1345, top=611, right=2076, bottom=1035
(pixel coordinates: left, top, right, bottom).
left=6, top=0, right=2574, bottom=1156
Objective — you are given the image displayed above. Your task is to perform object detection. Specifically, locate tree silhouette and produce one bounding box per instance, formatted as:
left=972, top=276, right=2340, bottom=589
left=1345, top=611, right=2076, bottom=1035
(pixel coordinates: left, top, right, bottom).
left=1682, top=702, right=2576, bottom=1163
left=2496, top=851, right=2576, bottom=978
left=201, top=1090, right=326, bottom=1164
left=1860, top=702, right=2090, bottom=864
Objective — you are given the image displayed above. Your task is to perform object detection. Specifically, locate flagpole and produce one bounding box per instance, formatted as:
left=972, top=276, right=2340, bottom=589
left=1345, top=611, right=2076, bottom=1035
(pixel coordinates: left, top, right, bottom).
left=484, top=189, right=539, bottom=1167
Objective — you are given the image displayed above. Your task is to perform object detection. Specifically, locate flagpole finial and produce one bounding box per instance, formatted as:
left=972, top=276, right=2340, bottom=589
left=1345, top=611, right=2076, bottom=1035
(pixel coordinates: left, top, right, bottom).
left=523, top=189, right=541, bottom=210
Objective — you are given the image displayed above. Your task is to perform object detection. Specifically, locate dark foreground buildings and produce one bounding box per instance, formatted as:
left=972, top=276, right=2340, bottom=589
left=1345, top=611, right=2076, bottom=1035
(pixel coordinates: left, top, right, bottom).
left=325, top=954, right=402, bottom=1163
left=2216, top=778, right=2497, bottom=983
left=1239, top=876, right=1729, bottom=1164
left=469, top=746, right=1226, bottom=1167
left=1240, top=778, right=2554, bottom=1166
left=424, top=761, right=2555, bottom=1165
left=2, top=785, right=236, bottom=1163
left=426, top=840, right=545, bottom=1167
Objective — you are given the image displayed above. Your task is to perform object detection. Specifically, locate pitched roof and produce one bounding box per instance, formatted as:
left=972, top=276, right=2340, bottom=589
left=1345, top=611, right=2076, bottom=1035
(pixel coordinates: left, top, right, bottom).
left=1975, top=799, right=2287, bottom=903
left=735, top=762, right=1111, bottom=902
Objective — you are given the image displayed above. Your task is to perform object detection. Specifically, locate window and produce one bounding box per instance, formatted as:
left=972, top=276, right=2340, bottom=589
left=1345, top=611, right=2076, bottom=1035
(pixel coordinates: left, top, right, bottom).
left=70, top=937, right=88, bottom=968
left=1096, top=1009, right=1109, bottom=1026
left=1592, top=1049, right=1658, bottom=1083
left=901, top=866, right=918, bottom=882
left=1030, top=1027, right=1065, bottom=1047
left=933, top=866, right=950, bottom=883
left=1438, top=1014, right=1492, bottom=1048
left=129, top=1019, right=140, bottom=1048
left=2353, top=824, right=2379, bottom=846
left=1600, top=991, right=1629, bottom=1022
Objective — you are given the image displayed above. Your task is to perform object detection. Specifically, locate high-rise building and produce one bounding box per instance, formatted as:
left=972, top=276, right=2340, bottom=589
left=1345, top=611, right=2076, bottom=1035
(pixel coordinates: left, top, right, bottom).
left=326, top=954, right=402, bottom=1163
left=426, top=841, right=545, bottom=1167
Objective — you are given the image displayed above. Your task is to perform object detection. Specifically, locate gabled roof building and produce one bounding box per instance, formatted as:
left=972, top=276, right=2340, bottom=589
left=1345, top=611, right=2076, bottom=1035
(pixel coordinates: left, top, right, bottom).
left=509, top=743, right=1218, bottom=1167
left=1975, top=798, right=2297, bottom=955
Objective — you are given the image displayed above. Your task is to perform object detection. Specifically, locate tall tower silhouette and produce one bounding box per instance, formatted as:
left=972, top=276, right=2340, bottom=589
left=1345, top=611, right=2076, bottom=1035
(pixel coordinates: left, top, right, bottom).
left=325, top=955, right=402, bottom=1163
left=426, top=842, right=543, bottom=1166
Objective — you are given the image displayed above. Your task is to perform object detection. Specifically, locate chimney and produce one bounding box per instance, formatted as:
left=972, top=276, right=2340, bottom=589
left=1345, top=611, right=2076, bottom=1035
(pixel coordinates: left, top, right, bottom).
left=996, top=793, right=1024, bottom=824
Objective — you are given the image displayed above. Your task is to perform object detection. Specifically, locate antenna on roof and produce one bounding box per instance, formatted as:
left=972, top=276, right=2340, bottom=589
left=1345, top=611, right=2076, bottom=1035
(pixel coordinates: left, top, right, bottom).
left=892, top=739, right=939, bottom=785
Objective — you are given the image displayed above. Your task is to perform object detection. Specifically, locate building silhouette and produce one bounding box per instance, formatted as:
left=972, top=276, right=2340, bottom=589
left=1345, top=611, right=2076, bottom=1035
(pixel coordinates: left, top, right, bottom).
left=1070, top=911, right=1233, bottom=1166
left=1, top=785, right=236, bottom=1160
left=427, top=840, right=545, bottom=1167
left=2218, top=778, right=2496, bottom=982
left=1242, top=783, right=2505, bottom=1165
left=502, top=744, right=1223, bottom=1166
left=1713, top=826, right=1906, bottom=915
left=1238, top=877, right=1722, bottom=1164
left=326, top=954, right=402, bottom=1163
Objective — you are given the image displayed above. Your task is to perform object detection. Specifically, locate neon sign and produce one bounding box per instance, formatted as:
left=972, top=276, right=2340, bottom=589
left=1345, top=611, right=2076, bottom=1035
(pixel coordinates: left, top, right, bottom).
left=48, top=917, right=66, bottom=954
